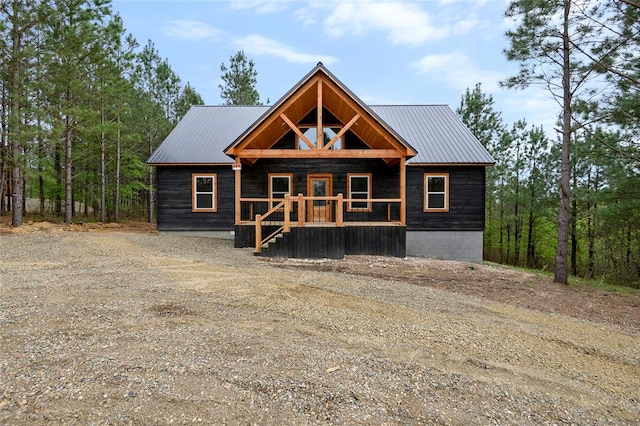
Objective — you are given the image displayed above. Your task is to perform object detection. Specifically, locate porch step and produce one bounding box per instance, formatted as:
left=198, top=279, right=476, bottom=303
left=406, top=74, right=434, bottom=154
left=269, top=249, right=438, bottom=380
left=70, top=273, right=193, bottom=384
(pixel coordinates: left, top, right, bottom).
left=254, top=234, right=284, bottom=256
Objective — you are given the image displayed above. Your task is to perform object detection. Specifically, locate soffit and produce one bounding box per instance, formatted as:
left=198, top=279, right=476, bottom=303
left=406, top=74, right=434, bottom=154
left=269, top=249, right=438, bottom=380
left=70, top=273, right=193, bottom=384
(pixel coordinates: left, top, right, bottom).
left=225, top=65, right=416, bottom=161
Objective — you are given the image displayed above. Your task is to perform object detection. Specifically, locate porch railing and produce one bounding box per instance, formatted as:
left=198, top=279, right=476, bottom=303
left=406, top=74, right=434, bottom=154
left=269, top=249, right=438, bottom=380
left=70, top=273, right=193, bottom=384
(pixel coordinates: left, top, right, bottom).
left=244, top=194, right=402, bottom=253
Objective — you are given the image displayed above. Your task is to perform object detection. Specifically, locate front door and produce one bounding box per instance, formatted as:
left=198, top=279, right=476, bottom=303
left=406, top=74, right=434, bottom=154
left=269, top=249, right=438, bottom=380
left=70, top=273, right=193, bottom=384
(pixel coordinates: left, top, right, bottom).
left=307, top=174, right=332, bottom=222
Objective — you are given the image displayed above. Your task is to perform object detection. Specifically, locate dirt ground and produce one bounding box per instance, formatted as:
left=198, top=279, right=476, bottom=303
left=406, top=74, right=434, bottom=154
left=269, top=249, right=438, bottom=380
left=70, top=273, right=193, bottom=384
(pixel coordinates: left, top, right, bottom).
left=267, top=254, right=640, bottom=332
left=1, top=221, right=639, bottom=424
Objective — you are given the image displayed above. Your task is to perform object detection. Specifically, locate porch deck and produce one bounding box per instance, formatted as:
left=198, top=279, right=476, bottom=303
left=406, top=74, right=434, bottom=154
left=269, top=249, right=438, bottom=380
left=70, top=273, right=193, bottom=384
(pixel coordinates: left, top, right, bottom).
left=235, top=195, right=405, bottom=258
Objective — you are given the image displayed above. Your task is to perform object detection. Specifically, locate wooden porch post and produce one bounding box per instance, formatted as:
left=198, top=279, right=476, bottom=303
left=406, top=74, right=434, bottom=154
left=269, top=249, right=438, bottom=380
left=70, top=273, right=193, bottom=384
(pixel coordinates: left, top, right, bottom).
left=234, top=163, right=241, bottom=225
left=297, top=193, right=305, bottom=227
left=400, top=157, right=406, bottom=225
left=317, top=81, right=323, bottom=148
left=336, top=193, right=344, bottom=227
left=255, top=214, right=262, bottom=253
left=284, top=194, right=291, bottom=232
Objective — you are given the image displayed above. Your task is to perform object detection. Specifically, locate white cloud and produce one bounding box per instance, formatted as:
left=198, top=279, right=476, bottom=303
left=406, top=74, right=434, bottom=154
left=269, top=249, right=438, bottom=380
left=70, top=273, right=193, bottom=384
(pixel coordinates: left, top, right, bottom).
left=323, top=2, right=445, bottom=47
left=234, top=34, right=337, bottom=65
left=501, top=89, right=562, bottom=134
left=230, top=0, right=288, bottom=14
left=164, top=20, right=222, bottom=41
left=413, top=52, right=505, bottom=93
left=294, top=7, right=316, bottom=26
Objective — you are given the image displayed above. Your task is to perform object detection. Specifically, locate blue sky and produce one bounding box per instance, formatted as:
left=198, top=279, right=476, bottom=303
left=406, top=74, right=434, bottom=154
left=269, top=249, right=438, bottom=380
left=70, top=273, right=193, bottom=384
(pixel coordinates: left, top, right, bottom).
left=112, top=0, right=559, bottom=136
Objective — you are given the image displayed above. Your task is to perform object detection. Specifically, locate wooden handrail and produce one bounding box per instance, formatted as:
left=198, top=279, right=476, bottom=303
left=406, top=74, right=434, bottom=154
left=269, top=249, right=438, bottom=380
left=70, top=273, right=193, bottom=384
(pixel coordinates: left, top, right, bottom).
left=249, top=196, right=404, bottom=252
left=255, top=199, right=286, bottom=253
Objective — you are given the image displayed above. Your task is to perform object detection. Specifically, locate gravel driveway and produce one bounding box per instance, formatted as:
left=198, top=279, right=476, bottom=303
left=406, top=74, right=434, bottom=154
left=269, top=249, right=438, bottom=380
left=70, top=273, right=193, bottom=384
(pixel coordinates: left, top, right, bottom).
left=1, top=227, right=639, bottom=424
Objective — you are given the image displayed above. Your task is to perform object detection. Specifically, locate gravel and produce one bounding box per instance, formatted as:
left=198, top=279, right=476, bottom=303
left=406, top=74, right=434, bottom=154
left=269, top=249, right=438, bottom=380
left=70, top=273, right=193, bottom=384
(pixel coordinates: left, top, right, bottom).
left=1, top=229, right=639, bottom=425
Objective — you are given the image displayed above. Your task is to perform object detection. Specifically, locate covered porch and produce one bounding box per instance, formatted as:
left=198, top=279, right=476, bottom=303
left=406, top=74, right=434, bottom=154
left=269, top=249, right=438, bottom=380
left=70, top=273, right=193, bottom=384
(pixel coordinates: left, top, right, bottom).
left=234, top=194, right=406, bottom=258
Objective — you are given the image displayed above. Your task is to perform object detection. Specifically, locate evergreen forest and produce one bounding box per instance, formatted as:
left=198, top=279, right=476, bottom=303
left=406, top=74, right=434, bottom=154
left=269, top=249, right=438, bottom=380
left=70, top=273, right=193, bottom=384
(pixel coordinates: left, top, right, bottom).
left=1, top=0, right=638, bottom=287
left=0, top=0, right=203, bottom=226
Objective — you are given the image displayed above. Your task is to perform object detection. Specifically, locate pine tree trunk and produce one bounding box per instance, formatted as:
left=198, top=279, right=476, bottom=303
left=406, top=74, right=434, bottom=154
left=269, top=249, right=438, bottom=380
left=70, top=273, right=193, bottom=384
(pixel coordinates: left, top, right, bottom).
left=114, top=121, right=121, bottom=223
left=554, top=0, right=572, bottom=285
left=148, top=132, right=154, bottom=223
left=55, top=141, right=62, bottom=214
left=527, top=210, right=535, bottom=267
left=10, top=7, right=23, bottom=227
left=38, top=144, right=45, bottom=216
left=570, top=185, right=577, bottom=276
left=1, top=86, right=7, bottom=216
left=100, top=108, right=106, bottom=223
left=64, top=92, right=73, bottom=224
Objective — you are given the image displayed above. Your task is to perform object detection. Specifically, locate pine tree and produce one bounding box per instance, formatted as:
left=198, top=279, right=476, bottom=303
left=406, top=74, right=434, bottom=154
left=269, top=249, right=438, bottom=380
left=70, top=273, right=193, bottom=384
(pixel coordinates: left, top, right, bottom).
left=456, top=83, right=505, bottom=259
left=219, top=50, right=261, bottom=105
left=175, top=82, right=204, bottom=121
left=502, top=0, right=608, bottom=284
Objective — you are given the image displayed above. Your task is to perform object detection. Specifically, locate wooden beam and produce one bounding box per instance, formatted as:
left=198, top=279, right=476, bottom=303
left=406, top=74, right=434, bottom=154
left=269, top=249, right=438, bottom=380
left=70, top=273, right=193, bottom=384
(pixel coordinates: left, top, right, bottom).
left=317, top=81, right=323, bottom=148
left=280, top=113, right=315, bottom=149
left=280, top=113, right=316, bottom=151
left=237, top=149, right=403, bottom=159
left=234, top=166, right=241, bottom=225
left=323, top=114, right=360, bottom=150
left=226, top=76, right=321, bottom=155
left=322, top=77, right=416, bottom=156
left=297, top=193, right=305, bottom=227
left=399, top=157, right=406, bottom=226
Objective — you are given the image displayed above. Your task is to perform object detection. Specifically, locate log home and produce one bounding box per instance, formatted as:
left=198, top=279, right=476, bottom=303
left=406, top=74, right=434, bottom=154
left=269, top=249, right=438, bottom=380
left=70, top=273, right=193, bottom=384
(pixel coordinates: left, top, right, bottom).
left=148, top=63, right=494, bottom=262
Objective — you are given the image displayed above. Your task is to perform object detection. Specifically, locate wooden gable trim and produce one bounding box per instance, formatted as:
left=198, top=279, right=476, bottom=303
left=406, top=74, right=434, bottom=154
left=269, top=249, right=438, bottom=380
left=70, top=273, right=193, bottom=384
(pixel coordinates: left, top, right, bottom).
left=320, top=76, right=415, bottom=156
left=280, top=113, right=314, bottom=149
left=323, top=113, right=360, bottom=150
left=226, top=75, right=321, bottom=156
left=237, top=149, right=402, bottom=159
left=317, top=80, right=323, bottom=148
left=225, top=64, right=417, bottom=160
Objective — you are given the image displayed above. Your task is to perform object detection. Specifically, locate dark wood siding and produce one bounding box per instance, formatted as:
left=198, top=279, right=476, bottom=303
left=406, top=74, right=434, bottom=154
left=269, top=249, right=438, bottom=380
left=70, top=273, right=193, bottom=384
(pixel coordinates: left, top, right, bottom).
left=406, top=166, right=485, bottom=231
left=156, top=166, right=235, bottom=231
left=241, top=159, right=400, bottom=199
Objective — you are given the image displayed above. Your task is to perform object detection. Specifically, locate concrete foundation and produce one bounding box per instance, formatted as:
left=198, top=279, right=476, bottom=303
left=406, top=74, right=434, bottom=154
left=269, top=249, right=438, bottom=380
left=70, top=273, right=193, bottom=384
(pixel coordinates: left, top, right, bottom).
left=406, top=231, right=483, bottom=264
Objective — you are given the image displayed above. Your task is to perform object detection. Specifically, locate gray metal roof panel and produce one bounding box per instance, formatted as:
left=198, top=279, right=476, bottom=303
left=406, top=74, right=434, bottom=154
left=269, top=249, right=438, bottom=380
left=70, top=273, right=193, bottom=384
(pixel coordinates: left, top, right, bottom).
left=148, top=104, right=494, bottom=165
left=371, top=105, right=495, bottom=164
left=147, top=105, right=268, bottom=164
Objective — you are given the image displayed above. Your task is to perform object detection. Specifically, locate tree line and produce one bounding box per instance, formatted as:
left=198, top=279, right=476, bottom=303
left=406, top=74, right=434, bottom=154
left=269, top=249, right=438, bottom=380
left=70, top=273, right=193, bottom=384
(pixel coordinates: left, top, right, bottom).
left=2, top=1, right=637, bottom=288
left=458, top=0, right=639, bottom=287
left=0, top=0, right=204, bottom=227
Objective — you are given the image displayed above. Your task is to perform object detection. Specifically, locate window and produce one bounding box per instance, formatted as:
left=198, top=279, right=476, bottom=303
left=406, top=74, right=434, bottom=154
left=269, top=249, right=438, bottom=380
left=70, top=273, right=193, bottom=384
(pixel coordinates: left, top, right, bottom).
left=424, top=173, right=449, bottom=212
left=347, top=174, right=371, bottom=211
left=297, top=126, right=342, bottom=150
left=192, top=174, right=217, bottom=212
left=268, top=174, right=293, bottom=208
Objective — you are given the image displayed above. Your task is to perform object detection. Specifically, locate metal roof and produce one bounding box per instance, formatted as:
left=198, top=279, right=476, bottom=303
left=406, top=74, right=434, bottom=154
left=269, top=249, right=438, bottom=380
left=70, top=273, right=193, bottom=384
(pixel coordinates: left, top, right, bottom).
left=147, top=106, right=268, bottom=164
left=147, top=104, right=494, bottom=165
left=370, top=105, right=495, bottom=164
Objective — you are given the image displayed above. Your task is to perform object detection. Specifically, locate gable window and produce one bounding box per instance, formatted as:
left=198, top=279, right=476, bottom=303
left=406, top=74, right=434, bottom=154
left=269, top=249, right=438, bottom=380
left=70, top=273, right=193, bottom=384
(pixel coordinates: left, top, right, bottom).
left=269, top=173, right=293, bottom=207
left=192, top=174, right=217, bottom=212
left=347, top=173, right=371, bottom=211
left=424, top=173, right=449, bottom=212
left=298, top=126, right=342, bottom=150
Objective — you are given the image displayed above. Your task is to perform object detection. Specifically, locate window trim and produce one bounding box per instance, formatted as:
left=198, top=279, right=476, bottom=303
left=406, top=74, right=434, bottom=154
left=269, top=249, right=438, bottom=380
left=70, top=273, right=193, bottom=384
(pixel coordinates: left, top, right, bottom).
left=192, top=173, right=217, bottom=212
left=347, top=173, right=372, bottom=212
left=423, top=173, right=449, bottom=212
left=268, top=173, right=293, bottom=208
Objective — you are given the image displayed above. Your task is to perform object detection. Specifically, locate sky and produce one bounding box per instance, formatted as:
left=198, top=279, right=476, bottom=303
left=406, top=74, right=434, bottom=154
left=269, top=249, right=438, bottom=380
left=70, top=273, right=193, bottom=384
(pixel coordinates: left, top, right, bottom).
left=112, top=0, right=560, bottom=137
